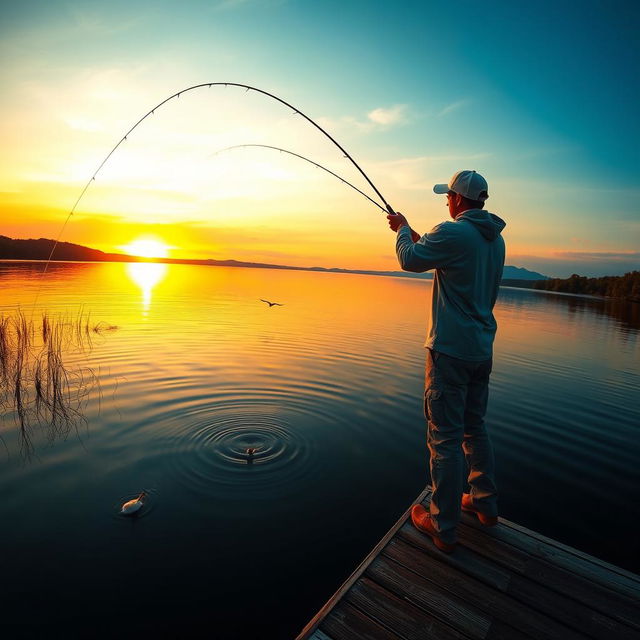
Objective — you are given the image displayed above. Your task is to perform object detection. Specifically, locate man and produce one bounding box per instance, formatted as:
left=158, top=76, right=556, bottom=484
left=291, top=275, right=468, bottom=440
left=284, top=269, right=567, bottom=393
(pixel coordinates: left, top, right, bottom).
left=387, top=170, right=506, bottom=553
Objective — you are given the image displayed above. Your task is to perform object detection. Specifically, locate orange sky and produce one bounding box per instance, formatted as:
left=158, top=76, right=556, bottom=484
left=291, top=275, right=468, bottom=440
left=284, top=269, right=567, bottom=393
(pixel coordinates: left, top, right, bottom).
left=1, top=2, right=638, bottom=277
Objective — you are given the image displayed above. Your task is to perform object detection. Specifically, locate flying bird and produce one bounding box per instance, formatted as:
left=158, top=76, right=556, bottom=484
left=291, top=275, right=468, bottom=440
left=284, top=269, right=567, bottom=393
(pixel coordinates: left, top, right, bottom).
left=260, top=299, right=284, bottom=307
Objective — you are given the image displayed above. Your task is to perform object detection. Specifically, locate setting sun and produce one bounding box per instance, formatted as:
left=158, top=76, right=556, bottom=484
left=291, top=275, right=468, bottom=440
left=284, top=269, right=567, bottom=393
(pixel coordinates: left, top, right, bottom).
left=121, top=238, right=170, bottom=259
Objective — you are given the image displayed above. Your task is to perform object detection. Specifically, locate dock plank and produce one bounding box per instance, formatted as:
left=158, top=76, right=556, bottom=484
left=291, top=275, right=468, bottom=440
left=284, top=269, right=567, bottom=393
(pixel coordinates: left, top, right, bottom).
left=499, top=518, right=640, bottom=595
left=297, top=488, right=640, bottom=640
left=464, top=514, right=640, bottom=600
left=385, top=534, right=587, bottom=640
left=449, top=516, right=640, bottom=631
left=366, top=554, right=492, bottom=639
left=320, top=601, right=403, bottom=640
left=309, top=631, right=334, bottom=640
left=394, top=530, right=636, bottom=640
left=296, top=487, right=432, bottom=640
left=346, top=577, right=469, bottom=640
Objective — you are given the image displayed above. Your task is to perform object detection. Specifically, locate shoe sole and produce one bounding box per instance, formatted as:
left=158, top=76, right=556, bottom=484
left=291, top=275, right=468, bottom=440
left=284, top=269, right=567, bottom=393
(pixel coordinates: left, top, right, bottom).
left=411, top=509, right=456, bottom=553
left=461, top=504, right=498, bottom=527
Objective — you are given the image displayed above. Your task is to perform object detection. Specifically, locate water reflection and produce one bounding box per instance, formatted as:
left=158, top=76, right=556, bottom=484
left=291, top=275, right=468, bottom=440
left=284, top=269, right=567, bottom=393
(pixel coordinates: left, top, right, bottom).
left=125, top=263, right=168, bottom=312
left=0, top=261, right=639, bottom=639
left=499, top=285, right=640, bottom=333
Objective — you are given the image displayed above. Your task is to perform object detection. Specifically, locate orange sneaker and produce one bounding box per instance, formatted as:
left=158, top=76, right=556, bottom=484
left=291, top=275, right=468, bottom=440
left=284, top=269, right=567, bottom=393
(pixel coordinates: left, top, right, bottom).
left=461, top=493, right=498, bottom=527
left=410, top=505, right=456, bottom=553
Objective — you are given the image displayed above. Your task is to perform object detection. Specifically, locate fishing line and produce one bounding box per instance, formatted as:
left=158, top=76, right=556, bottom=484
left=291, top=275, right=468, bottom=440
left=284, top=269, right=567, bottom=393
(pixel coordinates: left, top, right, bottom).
left=33, top=82, right=397, bottom=309
left=213, top=144, right=387, bottom=213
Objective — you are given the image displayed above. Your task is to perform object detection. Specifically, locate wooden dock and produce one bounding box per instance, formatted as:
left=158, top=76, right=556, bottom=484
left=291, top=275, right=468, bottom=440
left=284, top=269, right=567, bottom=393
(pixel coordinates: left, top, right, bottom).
left=296, top=488, right=640, bottom=640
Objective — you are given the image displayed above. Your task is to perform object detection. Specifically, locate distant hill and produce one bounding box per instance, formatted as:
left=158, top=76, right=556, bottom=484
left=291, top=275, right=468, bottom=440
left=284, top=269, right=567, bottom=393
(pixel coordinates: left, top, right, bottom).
left=0, top=235, right=132, bottom=263
left=0, top=235, right=548, bottom=283
left=501, top=265, right=547, bottom=280
left=0, top=235, right=295, bottom=269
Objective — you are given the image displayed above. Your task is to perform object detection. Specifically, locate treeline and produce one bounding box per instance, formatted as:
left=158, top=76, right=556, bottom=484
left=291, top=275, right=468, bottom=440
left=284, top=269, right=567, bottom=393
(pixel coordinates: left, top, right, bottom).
left=532, top=271, right=640, bottom=299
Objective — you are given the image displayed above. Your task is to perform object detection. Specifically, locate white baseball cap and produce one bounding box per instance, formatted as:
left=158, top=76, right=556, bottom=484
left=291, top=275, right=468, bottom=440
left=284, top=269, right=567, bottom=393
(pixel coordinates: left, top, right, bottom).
left=433, top=170, right=489, bottom=201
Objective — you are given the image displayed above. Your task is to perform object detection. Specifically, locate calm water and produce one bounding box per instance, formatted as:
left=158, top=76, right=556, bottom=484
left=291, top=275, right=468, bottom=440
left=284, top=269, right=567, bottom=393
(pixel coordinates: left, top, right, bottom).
left=1, top=261, right=639, bottom=638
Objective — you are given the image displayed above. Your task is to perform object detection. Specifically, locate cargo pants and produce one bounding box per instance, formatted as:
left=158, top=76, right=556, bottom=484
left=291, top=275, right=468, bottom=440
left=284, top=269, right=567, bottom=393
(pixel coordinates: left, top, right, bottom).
left=425, top=348, right=498, bottom=544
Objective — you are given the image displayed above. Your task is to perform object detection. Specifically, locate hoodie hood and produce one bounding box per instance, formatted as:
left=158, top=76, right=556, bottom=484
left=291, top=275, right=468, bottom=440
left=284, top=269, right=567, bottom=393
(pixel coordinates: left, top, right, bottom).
left=456, top=209, right=506, bottom=241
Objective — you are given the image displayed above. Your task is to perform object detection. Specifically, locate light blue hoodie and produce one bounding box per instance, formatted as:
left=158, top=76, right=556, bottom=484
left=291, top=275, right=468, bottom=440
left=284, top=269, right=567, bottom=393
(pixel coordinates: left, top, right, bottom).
left=396, top=209, right=506, bottom=361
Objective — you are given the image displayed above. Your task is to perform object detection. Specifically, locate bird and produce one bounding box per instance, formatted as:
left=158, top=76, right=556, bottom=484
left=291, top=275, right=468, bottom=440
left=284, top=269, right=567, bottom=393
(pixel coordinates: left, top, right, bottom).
left=120, top=491, right=147, bottom=516
left=260, top=299, right=284, bottom=307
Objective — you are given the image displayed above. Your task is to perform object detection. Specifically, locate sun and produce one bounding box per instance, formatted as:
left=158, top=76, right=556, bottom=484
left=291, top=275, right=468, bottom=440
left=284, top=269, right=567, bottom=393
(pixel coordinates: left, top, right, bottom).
left=121, top=237, right=170, bottom=259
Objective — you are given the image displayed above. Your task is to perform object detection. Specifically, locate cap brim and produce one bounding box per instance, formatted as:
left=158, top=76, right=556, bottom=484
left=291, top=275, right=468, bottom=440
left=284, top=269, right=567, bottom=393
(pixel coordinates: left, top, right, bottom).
left=433, top=183, right=449, bottom=194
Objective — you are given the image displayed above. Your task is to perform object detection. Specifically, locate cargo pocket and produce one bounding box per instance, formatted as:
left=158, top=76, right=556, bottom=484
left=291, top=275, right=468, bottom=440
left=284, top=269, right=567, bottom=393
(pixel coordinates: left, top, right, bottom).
left=424, top=388, right=443, bottom=423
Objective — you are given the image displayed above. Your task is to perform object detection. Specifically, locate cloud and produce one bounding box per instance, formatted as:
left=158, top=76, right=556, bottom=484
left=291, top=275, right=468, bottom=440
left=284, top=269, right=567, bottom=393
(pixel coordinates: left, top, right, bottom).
left=438, top=99, right=470, bottom=117
left=318, top=104, right=411, bottom=135
left=367, top=104, right=408, bottom=126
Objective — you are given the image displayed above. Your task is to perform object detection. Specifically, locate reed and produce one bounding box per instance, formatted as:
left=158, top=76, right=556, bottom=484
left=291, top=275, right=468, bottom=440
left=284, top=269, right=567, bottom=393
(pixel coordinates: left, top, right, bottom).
left=0, top=315, right=10, bottom=388
left=0, top=309, right=113, bottom=458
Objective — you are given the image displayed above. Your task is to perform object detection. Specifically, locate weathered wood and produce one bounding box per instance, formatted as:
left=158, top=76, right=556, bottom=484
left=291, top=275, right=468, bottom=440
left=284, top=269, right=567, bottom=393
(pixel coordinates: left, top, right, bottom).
left=500, top=518, right=640, bottom=593
left=483, top=621, right=533, bottom=640
left=295, top=486, right=432, bottom=640
left=385, top=535, right=585, bottom=640
left=309, top=631, right=334, bottom=640
left=390, top=531, right=636, bottom=640
left=320, top=601, right=403, bottom=640
left=309, top=629, right=333, bottom=640
left=297, top=487, right=640, bottom=640
left=396, top=522, right=513, bottom=591
left=459, top=511, right=640, bottom=602
left=346, top=577, right=469, bottom=640
left=366, top=554, right=491, bottom=639
left=450, top=518, right=640, bottom=631
left=507, top=564, right=640, bottom=640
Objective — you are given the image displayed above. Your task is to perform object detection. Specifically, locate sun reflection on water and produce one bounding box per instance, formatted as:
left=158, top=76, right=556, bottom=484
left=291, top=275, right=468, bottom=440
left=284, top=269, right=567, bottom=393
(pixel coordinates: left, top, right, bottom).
left=126, top=263, right=168, bottom=312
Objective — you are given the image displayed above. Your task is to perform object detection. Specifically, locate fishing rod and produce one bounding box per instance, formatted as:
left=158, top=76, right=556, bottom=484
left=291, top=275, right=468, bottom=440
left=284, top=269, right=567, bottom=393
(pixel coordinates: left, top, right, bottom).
left=38, top=82, right=397, bottom=290
left=214, top=144, right=387, bottom=213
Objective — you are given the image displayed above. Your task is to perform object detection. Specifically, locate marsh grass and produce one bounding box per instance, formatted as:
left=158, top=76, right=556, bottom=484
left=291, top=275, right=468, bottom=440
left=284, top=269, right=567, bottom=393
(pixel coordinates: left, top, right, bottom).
left=0, top=310, right=116, bottom=459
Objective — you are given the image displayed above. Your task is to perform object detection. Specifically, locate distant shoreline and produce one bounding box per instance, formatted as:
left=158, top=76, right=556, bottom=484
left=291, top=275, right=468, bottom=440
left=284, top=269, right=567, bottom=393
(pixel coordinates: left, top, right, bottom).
left=7, top=235, right=637, bottom=302
left=0, top=234, right=548, bottom=284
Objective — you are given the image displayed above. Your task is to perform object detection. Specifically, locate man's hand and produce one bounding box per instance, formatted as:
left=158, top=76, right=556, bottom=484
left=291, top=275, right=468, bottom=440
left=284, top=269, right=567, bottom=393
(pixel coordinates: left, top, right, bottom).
left=387, top=211, right=408, bottom=232
left=387, top=212, right=421, bottom=242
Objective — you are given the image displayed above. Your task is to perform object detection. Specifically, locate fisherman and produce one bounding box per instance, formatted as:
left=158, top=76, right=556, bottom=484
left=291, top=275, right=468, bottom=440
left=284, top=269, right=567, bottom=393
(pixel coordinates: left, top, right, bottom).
left=387, top=170, right=506, bottom=553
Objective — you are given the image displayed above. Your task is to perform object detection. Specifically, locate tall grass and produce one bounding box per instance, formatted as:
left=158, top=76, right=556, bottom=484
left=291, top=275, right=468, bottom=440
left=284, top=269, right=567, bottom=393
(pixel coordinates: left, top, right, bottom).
left=0, top=310, right=116, bottom=458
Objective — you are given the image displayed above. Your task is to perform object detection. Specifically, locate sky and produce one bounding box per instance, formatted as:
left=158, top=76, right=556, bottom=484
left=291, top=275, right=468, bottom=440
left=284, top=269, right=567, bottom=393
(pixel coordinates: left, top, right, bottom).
left=0, top=0, right=638, bottom=277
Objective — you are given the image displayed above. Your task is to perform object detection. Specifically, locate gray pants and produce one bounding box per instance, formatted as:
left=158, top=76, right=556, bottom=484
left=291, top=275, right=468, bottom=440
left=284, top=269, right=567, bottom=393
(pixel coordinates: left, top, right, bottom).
left=425, top=349, right=498, bottom=543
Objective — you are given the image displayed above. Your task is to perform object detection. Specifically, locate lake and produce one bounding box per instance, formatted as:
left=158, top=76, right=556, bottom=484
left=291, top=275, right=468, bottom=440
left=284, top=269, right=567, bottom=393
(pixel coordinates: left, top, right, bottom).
left=1, top=260, right=638, bottom=639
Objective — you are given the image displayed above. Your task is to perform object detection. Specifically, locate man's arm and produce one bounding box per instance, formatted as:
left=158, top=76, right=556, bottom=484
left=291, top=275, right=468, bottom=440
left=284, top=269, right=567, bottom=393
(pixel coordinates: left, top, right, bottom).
left=387, top=212, right=456, bottom=273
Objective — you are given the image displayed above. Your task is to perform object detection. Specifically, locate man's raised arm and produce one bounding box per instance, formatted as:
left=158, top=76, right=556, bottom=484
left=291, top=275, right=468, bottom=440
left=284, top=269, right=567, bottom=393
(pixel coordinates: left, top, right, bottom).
left=387, top=212, right=456, bottom=273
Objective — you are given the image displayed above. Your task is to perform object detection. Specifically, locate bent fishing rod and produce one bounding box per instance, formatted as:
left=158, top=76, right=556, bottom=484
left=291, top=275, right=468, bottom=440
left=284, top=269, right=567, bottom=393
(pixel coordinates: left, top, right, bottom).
left=39, top=82, right=398, bottom=296
left=214, top=144, right=387, bottom=213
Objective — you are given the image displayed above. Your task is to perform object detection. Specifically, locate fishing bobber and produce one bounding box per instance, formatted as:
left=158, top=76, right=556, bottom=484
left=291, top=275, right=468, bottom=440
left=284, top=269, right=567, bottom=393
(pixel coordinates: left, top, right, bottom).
left=121, top=491, right=146, bottom=516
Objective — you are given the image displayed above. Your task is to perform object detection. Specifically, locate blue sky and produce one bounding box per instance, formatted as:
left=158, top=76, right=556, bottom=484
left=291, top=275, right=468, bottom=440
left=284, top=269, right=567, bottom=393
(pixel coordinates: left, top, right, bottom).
left=1, top=0, right=638, bottom=276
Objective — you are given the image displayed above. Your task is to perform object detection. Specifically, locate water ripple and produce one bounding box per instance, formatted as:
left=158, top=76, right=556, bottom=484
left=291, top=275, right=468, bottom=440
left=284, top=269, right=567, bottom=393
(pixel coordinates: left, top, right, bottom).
left=147, top=398, right=334, bottom=500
